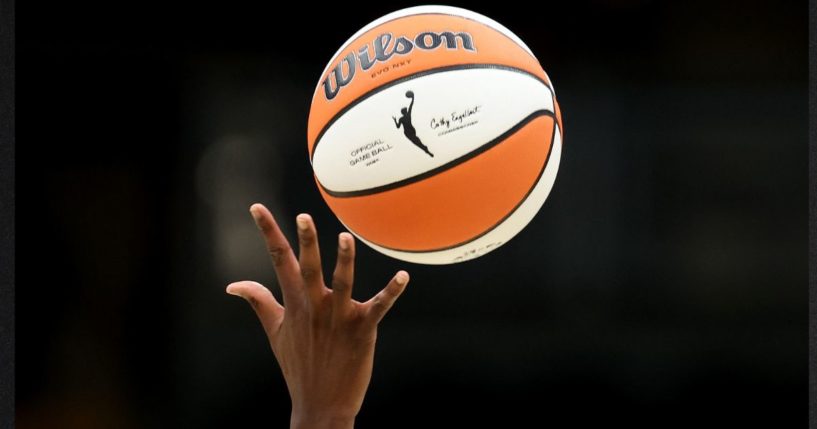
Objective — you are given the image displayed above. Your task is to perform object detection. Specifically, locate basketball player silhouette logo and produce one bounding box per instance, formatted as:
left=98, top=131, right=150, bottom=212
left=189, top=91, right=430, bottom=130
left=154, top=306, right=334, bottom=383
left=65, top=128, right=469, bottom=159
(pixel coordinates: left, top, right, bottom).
left=392, top=90, right=434, bottom=157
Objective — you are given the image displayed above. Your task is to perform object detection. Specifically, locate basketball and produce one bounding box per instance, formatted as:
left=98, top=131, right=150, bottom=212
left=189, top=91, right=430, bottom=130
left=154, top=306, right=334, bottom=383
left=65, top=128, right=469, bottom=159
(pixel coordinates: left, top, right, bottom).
left=308, top=5, right=563, bottom=264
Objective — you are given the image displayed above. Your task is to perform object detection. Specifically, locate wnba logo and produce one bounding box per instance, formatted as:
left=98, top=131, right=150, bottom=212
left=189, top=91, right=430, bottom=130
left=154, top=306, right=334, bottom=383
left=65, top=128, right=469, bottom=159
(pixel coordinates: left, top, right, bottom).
left=322, top=31, right=476, bottom=100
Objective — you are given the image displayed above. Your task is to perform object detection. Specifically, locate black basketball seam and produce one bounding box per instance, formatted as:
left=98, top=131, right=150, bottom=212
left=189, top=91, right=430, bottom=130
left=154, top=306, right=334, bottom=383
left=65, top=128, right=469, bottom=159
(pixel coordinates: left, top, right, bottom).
left=346, top=117, right=561, bottom=254
left=310, top=64, right=553, bottom=160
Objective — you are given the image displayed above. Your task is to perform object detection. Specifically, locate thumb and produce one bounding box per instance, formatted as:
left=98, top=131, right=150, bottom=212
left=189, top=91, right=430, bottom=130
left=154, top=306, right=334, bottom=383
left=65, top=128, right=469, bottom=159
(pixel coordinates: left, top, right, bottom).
left=227, top=281, right=284, bottom=335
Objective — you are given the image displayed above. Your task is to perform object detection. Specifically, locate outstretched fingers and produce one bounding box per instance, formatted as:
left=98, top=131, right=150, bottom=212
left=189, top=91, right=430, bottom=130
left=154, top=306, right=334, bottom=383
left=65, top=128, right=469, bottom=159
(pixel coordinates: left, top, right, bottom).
left=249, top=204, right=301, bottom=305
left=226, top=281, right=284, bottom=336
left=331, top=232, right=355, bottom=312
left=365, top=271, right=410, bottom=325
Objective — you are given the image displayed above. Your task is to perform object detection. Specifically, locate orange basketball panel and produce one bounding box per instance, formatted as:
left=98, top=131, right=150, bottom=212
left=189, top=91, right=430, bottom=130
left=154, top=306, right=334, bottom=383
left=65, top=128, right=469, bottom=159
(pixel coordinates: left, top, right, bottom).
left=307, top=13, right=550, bottom=151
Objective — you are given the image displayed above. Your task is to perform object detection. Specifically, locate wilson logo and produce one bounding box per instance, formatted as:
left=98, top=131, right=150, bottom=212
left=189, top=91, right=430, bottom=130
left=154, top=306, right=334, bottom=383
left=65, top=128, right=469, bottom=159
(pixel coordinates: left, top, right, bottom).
left=322, top=31, right=476, bottom=100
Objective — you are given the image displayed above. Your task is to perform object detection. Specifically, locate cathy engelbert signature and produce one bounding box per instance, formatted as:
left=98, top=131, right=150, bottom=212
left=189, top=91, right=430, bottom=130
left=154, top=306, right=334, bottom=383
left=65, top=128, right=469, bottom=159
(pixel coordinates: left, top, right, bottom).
left=429, top=105, right=482, bottom=135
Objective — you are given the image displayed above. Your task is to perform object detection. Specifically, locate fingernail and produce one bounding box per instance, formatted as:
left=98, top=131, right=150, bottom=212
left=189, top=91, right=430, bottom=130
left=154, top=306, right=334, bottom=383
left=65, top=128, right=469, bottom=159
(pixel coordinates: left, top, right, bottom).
left=225, top=284, right=242, bottom=297
left=296, top=214, right=309, bottom=231
left=339, top=233, right=349, bottom=250
left=395, top=271, right=409, bottom=286
left=249, top=205, right=261, bottom=222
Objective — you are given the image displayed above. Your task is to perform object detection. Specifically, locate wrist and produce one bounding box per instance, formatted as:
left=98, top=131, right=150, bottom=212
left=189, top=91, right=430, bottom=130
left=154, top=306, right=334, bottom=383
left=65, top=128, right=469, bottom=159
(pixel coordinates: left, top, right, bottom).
left=290, top=411, right=356, bottom=429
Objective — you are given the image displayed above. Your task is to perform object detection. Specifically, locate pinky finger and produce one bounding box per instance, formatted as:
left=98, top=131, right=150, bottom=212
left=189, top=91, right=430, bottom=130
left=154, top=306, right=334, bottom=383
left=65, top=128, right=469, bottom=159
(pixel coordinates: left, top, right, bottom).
left=365, top=271, right=409, bottom=324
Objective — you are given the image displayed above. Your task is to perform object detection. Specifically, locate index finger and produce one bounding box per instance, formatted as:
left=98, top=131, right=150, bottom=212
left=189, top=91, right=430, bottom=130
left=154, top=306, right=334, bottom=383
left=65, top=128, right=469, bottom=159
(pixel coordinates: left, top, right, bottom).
left=250, top=203, right=301, bottom=305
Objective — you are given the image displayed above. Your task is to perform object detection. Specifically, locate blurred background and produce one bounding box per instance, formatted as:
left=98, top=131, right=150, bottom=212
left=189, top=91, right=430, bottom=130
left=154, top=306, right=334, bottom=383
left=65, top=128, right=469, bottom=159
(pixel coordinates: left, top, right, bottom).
left=15, top=0, right=807, bottom=427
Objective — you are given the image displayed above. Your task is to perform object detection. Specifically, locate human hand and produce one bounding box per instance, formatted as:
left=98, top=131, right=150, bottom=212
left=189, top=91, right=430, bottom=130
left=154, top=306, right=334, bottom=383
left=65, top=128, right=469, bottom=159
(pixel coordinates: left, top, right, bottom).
left=226, top=204, right=409, bottom=429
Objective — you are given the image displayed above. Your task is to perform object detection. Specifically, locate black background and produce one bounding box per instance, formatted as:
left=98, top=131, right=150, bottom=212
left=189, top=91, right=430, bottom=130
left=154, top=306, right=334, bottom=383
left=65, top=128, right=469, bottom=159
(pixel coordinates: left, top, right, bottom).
left=15, top=1, right=808, bottom=428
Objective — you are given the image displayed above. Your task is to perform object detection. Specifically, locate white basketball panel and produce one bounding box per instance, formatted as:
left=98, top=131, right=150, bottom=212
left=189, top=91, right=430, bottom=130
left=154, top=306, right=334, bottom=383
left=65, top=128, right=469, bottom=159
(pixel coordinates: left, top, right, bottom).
left=312, top=68, right=553, bottom=194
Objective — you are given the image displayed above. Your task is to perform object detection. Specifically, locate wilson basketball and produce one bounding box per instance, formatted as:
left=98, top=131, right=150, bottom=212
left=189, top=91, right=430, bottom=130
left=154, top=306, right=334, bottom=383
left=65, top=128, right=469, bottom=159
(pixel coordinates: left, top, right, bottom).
left=308, top=5, right=563, bottom=264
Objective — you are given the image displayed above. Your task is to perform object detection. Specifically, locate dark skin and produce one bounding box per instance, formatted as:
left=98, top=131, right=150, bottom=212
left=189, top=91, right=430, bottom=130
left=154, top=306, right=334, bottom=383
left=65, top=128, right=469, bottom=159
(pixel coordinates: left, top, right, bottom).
left=227, top=203, right=409, bottom=429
